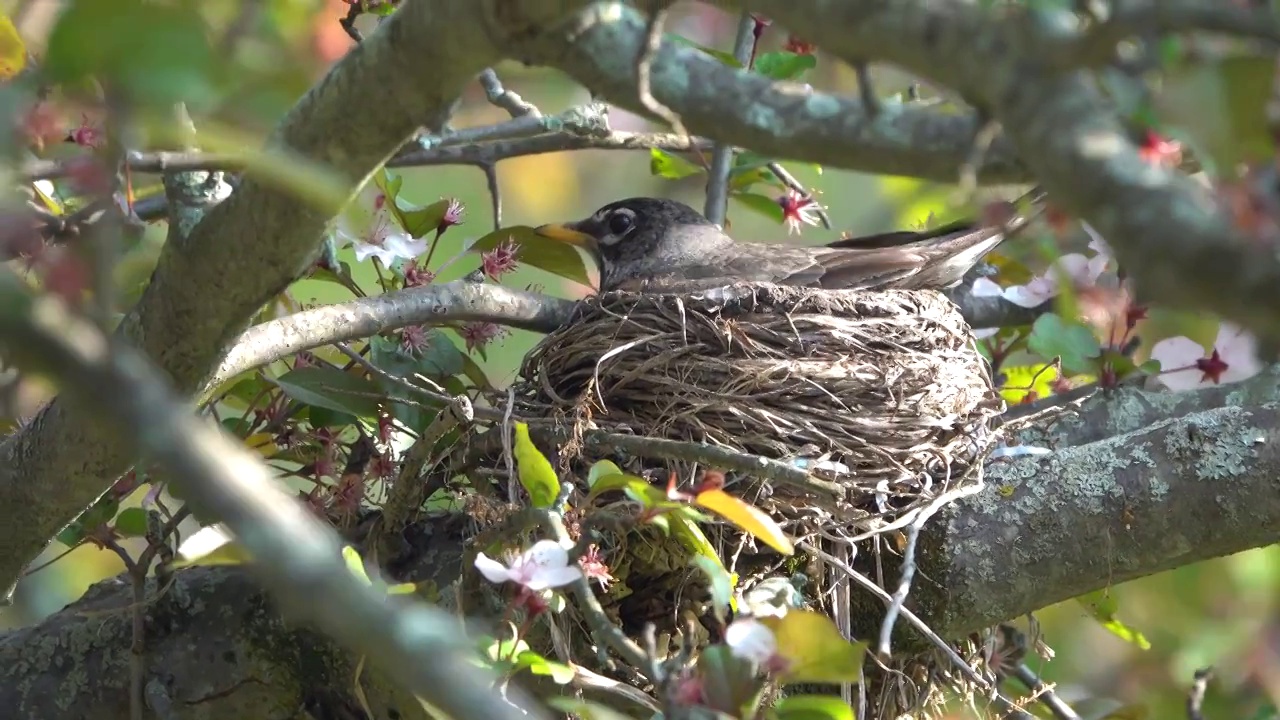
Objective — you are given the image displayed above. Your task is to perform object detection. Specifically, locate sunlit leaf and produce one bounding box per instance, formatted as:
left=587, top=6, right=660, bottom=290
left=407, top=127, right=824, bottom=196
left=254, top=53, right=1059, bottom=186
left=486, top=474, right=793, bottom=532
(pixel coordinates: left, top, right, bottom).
left=512, top=422, right=560, bottom=508
left=395, top=198, right=453, bottom=239
left=172, top=534, right=253, bottom=568
left=514, top=650, right=576, bottom=684
left=771, top=695, right=856, bottom=720
left=273, top=366, right=384, bottom=420
left=754, top=51, right=817, bottom=81
left=670, top=512, right=724, bottom=569
left=1078, top=590, right=1151, bottom=650
left=343, top=545, right=372, bottom=584
left=470, top=226, right=592, bottom=286
left=998, top=363, right=1059, bottom=405
left=0, top=13, right=25, bottom=80
left=695, top=488, right=794, bottom=555
left=760, top=610, right=867, bottom=685
left=650, top=147, right=702, bottom=180
left=587, top=460, right=623, bottom=488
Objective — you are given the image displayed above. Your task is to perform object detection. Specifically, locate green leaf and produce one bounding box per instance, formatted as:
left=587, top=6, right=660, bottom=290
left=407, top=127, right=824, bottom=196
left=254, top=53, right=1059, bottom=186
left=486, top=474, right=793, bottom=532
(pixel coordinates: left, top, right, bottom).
left=514, top=650, right=576, bottom=684
left=469, top=226, right=592, bottom=286
left=343, top=545, right=372, bottom=584
left=760, top=610, right=868, bottom=685
left=670, top=512, right=723, bottom=569
left=754, top=51, right=817, bottom=81
left=57, top=496, right=121, bottom=546
left=274, top=366, right=384, bottom=420
left=732, top=192, right=785, bottom=223
left=587, top=460, right=623, bottom=488
left=1026, top=313, right=1102, bottom=375
left=694, top=554, right=737, bottom=622
left=772, top=695, right=856, bottom=720
left=395, top=198, right=454, bottom=239
left=650, top=148, right=703, bottom=180
left=373, top=169, right=403, bottom=205
left=512, top=422, right=560, bottom=508
left=45, top=0, right=216, bottom=108
left=368, top=332, right=464, bottom=383
left=114, top=508, right=150, bottom=538
left=1078, top=590, right=1151, bottom=650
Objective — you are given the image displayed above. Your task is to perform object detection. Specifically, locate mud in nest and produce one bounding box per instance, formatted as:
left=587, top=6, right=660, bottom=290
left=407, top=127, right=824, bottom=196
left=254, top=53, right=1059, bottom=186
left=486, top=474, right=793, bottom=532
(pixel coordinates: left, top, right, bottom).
left=514, top=283, right=1003, bottom=514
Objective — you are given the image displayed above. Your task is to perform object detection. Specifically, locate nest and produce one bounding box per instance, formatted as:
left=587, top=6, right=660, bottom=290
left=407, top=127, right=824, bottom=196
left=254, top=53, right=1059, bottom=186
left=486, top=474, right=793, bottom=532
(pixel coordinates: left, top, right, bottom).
left=501, top=282, right=1008, bottom=717
left=515, top=283, right=1002, bottom=509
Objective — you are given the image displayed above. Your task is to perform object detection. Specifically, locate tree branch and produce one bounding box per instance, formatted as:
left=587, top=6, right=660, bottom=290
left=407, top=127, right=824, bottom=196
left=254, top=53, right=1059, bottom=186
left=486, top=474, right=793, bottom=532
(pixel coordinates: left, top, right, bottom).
left=517, top=3, right=1031, bottom=185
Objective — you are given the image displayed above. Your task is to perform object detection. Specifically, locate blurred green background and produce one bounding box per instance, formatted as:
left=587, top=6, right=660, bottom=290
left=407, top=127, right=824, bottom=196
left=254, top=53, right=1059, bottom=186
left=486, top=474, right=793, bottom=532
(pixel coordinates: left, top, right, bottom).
left=2, top=1, right=1277, bottom=718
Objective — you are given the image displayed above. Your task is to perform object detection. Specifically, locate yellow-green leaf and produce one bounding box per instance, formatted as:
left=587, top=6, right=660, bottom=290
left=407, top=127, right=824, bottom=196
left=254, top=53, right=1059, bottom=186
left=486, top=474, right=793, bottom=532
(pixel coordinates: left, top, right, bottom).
left=649, top=147, right=703, bottom=180
left=587, top=460, right=623, bottom=488
left=694, top=554, right=738, bottom=621
left=513, top=422, right=560, bottom=508
left=670, top=512, right=724, bottom=570
left=695, top=488, right=794, bottom=555
left=470, top=226, right=592, bottom=286
left=998, top=363, right=1059, bottom=405
left=172, top=540, right=253, bottom=568
left=772, top=694, right=856, bottom=720
left=0, top=13, right=26, bottom=80
left=1078, top=590, right=1151, bottom=650
left=342, top=545, right=372, bottom=584
left=761, top=610, right=867, bottom=685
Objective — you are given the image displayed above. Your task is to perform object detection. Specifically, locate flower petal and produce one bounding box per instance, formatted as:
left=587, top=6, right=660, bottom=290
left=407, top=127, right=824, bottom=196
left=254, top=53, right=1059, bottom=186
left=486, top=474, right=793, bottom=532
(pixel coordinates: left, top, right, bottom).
left=473, top=553, right=514, bottom=584
left=724, top=618, right=777, bottom=664
left=969, top=277, right=1004, bottom=298
left=523, top=539, right=571, bottom=570
left=525, top=565, right=584, bottom=590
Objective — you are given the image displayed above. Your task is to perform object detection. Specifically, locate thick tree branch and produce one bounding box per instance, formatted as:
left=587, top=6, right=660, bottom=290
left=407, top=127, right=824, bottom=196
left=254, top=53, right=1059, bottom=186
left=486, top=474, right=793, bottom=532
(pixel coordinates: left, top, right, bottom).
left=0, top=0, right=593, bottom=593
left=517, top=3, right=1030, bottom=185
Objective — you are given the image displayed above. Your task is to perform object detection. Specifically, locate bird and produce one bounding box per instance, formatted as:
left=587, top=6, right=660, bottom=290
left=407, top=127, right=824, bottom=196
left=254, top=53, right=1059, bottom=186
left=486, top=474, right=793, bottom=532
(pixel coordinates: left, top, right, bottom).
left=532, top=197, right=1008, bottom=294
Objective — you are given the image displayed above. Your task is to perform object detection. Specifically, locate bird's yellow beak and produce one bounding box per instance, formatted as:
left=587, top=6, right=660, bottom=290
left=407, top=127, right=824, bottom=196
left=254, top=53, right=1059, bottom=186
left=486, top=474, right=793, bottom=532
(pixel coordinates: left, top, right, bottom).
left=533, top=223, right=597, bottom=248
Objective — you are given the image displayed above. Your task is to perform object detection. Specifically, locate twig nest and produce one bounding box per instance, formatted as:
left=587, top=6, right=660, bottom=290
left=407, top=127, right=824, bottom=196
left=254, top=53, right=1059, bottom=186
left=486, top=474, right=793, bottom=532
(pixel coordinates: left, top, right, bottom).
left=514, top=283, right=1004, bottom=513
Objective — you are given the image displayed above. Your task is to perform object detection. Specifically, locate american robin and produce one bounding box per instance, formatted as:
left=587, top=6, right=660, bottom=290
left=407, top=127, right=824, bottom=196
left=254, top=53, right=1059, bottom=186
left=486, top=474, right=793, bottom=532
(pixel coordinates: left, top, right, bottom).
left=532, top=197, right=1006, bottom=293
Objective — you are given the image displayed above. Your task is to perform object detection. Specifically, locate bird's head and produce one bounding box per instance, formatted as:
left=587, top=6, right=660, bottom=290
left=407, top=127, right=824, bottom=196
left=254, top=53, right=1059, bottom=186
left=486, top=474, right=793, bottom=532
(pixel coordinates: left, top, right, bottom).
left=533, top=197, right=720, bottom=288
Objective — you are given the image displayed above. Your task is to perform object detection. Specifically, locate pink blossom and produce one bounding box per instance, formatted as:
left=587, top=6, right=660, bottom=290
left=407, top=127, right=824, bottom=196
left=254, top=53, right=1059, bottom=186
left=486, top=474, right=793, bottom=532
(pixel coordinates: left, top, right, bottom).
left=1150, top=322, right=1262, bottom=391
left=778, top=189, right=823, bottom=236
left=474, top=539, right=583, bottom=591
left=334, top=186, right=427, bottom=265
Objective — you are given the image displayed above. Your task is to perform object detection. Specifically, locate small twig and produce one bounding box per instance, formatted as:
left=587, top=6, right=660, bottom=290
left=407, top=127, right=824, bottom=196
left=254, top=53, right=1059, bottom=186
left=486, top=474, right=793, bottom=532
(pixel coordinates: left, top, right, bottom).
left=634, top=4, right=687, bottom=138
left=478, top=69, right=541, bottom=119
left=481, top=162, right=502, bottom=230
left=503, top=386, right=517, bottom=503
left=767, top=162, right=832, bottom=229
left=957, top=117, right=1004, bottom=202
left=339, top=1, right=363, bottom=43
left=855, top=63, right=882, bottom=118
left=704, top=12, right=758, bottom=226
left=1187, top=667, right=1212, bottom=720
left=1011, top=664, right=1082, bottom=720
left=800, top=540, right=997, bottom=693
left=876, top=481, right=987, bottom=658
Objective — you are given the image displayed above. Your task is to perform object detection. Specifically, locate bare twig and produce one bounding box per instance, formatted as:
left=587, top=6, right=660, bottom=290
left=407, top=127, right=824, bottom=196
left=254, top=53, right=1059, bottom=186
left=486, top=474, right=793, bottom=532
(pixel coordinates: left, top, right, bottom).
left=1011, top=664, right=1081, bottom=720
left=634, top=4, right=687, bottom=137
left=704, top=13, right=758, bottom=226
left=855, top=63, right=881, bottom=118
left=478, top=69, right=541, bottom=119
left=481, top=162, right=502, bottom=230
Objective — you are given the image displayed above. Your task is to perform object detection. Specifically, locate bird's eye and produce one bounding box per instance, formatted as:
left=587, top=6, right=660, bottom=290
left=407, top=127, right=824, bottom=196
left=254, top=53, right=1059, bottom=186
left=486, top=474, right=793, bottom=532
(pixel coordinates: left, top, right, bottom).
left=607, top=211, right=635, bottom=236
